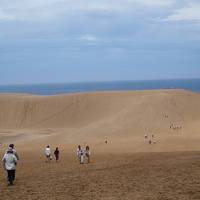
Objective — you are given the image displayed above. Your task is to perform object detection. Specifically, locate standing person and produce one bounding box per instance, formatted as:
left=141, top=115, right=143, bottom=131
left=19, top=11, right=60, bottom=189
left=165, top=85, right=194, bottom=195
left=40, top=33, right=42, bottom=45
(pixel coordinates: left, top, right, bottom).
left=2, top=147, right=18, bottom=186
left=45, top=145, right=52, bottom=162
left=80, top=149, right=84, bottom=164
left=54, top=147, right=60, bottom=162
left=77, top=145, right=82, bottom=162
left=85, top=146, right=90, bottom=163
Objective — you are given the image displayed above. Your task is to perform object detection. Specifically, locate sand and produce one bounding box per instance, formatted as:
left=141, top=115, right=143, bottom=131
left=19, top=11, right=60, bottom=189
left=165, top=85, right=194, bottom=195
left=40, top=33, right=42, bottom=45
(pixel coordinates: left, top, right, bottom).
left=0, top=89, right=200, bottom=199
left=1, top=152, right=200, bottom=200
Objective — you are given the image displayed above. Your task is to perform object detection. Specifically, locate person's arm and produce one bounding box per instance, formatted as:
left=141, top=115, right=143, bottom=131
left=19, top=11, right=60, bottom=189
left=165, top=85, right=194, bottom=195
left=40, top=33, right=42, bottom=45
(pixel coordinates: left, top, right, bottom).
left=2, top=156, right=6, bottom=170
left=13, top=155, right=17, bottom=166
left=14, top=152, right=19, bottom=161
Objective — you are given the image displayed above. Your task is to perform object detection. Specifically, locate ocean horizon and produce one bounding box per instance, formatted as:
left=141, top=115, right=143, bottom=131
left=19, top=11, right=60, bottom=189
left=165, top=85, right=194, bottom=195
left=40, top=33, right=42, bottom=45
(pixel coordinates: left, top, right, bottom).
left=0, top=79, right=200, bottom=95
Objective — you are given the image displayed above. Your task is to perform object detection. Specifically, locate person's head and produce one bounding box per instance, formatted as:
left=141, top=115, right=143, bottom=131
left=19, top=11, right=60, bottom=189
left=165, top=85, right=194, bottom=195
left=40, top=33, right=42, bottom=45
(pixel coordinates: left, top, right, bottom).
left=9, top=144, right=14, bottom=149
left=56, top=147, right=58, bottom=150
left=78, top=145, right=81, bottom=150
left=47, top=145, right=50, bottom=148
left=7, top=147, right=13, bottom=154
left=86, top=146, right=89, bottom=150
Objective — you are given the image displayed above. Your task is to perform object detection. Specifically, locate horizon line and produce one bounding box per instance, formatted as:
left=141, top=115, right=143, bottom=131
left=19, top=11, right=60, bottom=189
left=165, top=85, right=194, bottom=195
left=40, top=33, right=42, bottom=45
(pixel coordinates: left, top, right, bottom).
left=1, top=78, right=200, bottom=87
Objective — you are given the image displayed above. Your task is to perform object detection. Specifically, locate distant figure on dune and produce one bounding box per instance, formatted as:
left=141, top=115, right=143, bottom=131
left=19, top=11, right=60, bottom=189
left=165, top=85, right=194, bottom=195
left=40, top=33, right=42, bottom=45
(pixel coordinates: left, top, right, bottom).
left=2, top=147, right=18, bottom=186
left=54, top=147, right=60, bottom=162
left=149, top=140, right=152, bottom=145
left=170, top=123, right=182, bottom=130
left=151, top=134, right=157, bottom=144
left=77, top=145, right=82, bottom=162
left=45, top=145, right=52, bottom=162
left=85, top=146, right=90, bottom=163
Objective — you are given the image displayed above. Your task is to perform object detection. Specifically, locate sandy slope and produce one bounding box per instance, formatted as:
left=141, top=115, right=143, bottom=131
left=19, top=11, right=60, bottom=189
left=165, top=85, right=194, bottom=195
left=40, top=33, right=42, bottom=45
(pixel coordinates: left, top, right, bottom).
left=0, top=89, right=200, bottom=152
left=1, top=152, right=200, bottom=200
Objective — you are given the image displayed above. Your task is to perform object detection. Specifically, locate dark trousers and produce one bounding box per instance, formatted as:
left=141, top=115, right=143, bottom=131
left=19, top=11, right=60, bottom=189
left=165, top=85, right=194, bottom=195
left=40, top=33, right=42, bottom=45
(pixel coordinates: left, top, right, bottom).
left=7, top=170, right=15, bottom=184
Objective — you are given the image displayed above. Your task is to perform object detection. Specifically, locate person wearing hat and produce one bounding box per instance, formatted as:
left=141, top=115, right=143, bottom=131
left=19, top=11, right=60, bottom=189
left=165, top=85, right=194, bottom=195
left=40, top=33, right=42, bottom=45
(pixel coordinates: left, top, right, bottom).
left=2, top=147, right=18, bottom=186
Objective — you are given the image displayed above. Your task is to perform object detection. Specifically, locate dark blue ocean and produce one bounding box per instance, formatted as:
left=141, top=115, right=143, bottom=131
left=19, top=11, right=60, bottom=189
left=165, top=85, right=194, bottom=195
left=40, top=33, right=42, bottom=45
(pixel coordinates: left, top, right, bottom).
left=0, top=79, right=200, bottom=95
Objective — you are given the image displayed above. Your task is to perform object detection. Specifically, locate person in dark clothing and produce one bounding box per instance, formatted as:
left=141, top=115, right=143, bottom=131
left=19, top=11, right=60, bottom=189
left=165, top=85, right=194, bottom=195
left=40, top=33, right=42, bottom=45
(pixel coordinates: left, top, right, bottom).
left=54, top=147, right=59, bottom=162
left=85, top=146, right=90, bottom=163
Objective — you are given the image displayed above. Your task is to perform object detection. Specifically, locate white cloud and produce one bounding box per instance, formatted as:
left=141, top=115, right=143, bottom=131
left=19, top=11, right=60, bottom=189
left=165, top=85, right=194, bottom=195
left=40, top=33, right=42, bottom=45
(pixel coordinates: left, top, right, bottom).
left=128, top=0, right=174, bottom=6
left=78, top=34, right=98, bottom=42
left=0, top=0, right=175, bottom=22
left=166, top=2, right=200, bottom=21
left=0, top=8, right=14, bottom=21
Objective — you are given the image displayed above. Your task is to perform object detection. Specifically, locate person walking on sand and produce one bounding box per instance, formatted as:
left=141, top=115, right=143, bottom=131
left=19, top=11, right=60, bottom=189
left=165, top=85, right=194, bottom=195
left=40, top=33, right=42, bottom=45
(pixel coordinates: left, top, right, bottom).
left=45, top=145, right=52, bottom=162
left=2, top=147, right=18, bottom=186
left=77, top=145, right=82, bottom=162
left=85, top=146, right=90, bottom=163
left=80, top=149, right=84, bottom=164
left=54, top=147, right=60, bottom=162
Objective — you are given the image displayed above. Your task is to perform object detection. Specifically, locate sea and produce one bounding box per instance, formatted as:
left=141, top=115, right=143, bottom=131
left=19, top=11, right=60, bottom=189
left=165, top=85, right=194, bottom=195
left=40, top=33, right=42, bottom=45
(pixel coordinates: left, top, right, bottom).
left=0, top=79, right=200, bottom=95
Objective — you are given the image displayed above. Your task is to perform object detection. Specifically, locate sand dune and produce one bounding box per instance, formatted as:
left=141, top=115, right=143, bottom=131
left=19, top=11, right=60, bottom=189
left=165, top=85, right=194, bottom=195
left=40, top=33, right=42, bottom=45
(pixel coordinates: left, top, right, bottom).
left=0, top=89, right=200, bottom=152
left=1, top=89, right=200, bottom=199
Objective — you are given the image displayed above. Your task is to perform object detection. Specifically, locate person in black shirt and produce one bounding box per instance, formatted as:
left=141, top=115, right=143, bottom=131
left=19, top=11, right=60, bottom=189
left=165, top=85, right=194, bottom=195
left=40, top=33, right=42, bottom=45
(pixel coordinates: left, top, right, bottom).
left=54, top=147, right=59, bottom=162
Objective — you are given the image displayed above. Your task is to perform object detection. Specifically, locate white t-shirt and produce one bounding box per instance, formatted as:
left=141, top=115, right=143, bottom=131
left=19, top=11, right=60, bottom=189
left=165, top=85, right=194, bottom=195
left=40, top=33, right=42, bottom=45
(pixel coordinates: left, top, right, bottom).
left=77, top=148, right=81, bottom=156
left=45, top=147, right=51, bottom=156
left=2, top=153, right=17, bottom=170
left=4, top=148, right=19, bottom=160
left=86, top=150, right=90, bottom=156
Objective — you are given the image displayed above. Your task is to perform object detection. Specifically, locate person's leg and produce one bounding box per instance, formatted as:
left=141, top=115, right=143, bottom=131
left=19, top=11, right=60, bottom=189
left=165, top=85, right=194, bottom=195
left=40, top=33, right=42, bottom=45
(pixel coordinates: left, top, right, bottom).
left=80, top=155, right=84, bottom=164
left=9, top=170, right=15, bottom=185
left=7, top=170, right=10, bottom=183
left=7, top=170, right=12, bottom=185
left=12, top=170, right=16, bottom=183
left=56, top=155, right=59, bottom=162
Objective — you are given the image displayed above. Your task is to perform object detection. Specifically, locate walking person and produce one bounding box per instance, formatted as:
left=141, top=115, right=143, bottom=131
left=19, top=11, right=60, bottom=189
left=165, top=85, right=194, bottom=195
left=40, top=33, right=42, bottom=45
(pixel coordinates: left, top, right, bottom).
left=45, top=145, right=52, bottom=162
left=77, top=145, right=82, bottom=162
left=85, top=146, right=90, bottom=163
left=80, top=149, right=84, bottom=164
left=54, top=147, right=60, bottom=162
left=2, top=147, right=18, bottom=186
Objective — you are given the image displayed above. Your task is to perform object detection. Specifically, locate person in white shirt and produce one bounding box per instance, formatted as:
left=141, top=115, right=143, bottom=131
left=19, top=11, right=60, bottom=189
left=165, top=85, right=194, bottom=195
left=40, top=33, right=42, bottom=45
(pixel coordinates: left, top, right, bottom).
left=2, top=147, right=18, bottom=186
left=80, top=149, right=84, bottom=164
left=45, top=145, right=52, bottom=162
left=77, top=145, right=82, bottom=162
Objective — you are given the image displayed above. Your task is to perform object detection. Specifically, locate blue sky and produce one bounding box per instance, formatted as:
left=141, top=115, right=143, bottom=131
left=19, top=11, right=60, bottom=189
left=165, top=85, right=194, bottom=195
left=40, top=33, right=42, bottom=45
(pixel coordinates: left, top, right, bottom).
left=0, top=0, right=200, bottom=84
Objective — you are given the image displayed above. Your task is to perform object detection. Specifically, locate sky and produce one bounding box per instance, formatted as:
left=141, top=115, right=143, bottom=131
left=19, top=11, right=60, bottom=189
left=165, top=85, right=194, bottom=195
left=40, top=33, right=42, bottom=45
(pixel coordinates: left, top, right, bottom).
left=0, top=0, right=200, bottom=84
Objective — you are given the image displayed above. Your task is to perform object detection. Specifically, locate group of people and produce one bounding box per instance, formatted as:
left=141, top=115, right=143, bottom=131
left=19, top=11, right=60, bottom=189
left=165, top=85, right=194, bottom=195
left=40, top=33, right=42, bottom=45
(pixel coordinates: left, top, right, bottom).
left=1, top=143, right=91, bottom=187
left=77, top=145, right=90, bottom=164
left=2, top=144, right=19, bottom=186
left=144, top=134, right=157, bottom=144
left=44, top=145, right=91, bottom=164
left=45, top=145, right=60, bottom=162
left=170, top=123, right=182, bottom=130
